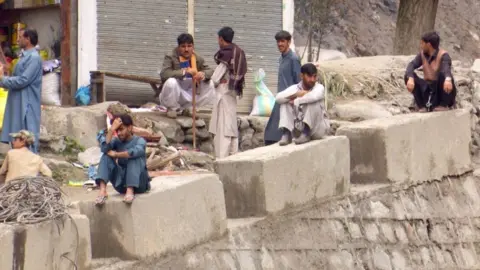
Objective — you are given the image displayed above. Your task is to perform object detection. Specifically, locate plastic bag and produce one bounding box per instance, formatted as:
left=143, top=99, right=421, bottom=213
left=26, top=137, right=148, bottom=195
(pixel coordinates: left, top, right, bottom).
left=75, top=85, right=91, bottom=106
left=0, top=88, right=8, bottom=130
left=41, top=72, right=61, bottom=106
left=250, top=69, right=275, bottom=117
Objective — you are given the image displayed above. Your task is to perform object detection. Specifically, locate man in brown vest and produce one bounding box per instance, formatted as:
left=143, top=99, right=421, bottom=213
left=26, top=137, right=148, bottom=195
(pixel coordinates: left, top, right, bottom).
left=405, top=31, right=456, bottom=112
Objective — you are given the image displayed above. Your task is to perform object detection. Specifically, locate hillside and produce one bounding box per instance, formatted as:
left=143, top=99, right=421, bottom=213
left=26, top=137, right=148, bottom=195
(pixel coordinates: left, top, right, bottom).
left=294, top=0, right=480, bottom=63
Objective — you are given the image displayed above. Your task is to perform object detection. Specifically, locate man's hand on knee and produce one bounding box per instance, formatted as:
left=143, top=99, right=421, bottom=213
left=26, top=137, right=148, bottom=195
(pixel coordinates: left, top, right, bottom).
left=443, top=79, right=453, bottom=93
left=406, top=77, right=415, bottom=93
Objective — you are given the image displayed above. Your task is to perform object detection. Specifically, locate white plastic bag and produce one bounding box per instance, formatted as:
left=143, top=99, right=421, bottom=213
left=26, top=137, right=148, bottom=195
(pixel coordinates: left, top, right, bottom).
left=41, top=72, right=61, bottom=106
left=250, top=69, right=275, bottom=117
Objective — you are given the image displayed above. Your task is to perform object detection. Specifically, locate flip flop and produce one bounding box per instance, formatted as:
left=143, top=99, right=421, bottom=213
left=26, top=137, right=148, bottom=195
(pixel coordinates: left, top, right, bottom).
left=123, top=194, right=135, bottom=204
left=95, top=195, right=108, bottom=206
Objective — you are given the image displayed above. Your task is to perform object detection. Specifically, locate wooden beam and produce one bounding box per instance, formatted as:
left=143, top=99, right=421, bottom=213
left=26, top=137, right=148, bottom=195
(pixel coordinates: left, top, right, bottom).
left=60, top=0, right=72, bottom=106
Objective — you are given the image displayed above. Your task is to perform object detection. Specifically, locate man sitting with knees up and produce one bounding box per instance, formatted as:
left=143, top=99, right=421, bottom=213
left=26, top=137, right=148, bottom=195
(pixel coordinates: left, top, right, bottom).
left=95, top=114, right=150, bottom=205
left=405, top=31, right=456, bottom=112
left=0, top=130, right=52, bottom=183
left=275, top=63, right=330, bottom=146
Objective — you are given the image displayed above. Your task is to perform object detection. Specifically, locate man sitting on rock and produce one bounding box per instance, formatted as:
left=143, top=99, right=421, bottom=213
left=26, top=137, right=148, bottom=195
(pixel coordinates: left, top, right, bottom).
left=95, top=114, right=150, bottom=205
left=159, top=33, right=215, bottom=118
left=405, top=31, right=456, bottom=112
left=0, top=130, right=52, bottom=183
left=276, top=63, right=330, bottom=145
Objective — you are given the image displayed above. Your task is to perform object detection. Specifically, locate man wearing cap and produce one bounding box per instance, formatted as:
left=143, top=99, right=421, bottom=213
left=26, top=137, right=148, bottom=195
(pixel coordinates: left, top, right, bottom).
left=0, top=130, right=52, bottom=183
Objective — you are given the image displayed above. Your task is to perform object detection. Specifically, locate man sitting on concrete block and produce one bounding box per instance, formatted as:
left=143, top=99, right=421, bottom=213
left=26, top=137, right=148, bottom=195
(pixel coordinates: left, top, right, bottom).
left=275, top=63, right=330, bottom=145
left=95, top=114, right=151, bottom=205
left=159, top=33, right=215, bottom=118
left=405, top=31, right=456, bottom=112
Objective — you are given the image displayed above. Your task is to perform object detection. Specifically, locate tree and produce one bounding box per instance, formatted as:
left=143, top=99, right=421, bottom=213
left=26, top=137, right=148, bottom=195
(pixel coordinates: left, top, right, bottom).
left=295, top=0, right=348, bottom=62
left=394, top=0, right=439, bottom=55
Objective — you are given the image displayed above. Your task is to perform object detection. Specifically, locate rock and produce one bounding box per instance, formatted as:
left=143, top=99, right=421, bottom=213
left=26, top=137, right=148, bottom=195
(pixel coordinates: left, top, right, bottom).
left=151, top=119, right=185, bottom=143
left=329, top=120, right=354, bottom=135
left=199, top=141, right=214, bottom=155
left=472, top=59, right=480, bottom=75
left=247, top=117, right=268, bottom=132
left=186, top=128, right=211, bottom=140
left=239, top=128, right=254, bottom=150
left=176, top=117, right=206, bottom=129
left=180, top=150, right=215, bottom=171
left=237, top=117, right=250, bottom=130
left=40, top=135, right=66, bottom=153
left=78, top=147, right=102, bottom=165
left=354, top=43, right=369, bottom=56
left=43, top=158, right=86, bottom=183
left=331, top=100, right=392, bottom=122
left=155, top=130, right=169, bottom=146
left=42, top=102, right=114, bottom=149
left=252, top=132, right=265, bottom=147
left=316, top=49, right=347, bottom=62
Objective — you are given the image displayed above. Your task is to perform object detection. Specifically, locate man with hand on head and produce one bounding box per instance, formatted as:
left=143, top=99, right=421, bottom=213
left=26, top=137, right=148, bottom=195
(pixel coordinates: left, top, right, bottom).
left=95, top=114, right=150, bottom=205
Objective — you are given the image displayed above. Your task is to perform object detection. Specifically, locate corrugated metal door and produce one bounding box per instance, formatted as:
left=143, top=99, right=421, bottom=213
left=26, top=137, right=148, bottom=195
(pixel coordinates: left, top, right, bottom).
left=97, top=0, right=187, bottom=105
left=194, top=0, right=282, bottom=114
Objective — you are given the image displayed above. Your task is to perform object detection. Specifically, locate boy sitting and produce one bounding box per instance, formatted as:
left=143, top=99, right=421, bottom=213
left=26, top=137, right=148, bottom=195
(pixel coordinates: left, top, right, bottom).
left=0, top=130, right=52, bottom=183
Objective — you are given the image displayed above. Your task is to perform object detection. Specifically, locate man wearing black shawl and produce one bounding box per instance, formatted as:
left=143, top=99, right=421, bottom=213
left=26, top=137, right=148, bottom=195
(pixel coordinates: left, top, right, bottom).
left=208, top=27, right=247, bottom=159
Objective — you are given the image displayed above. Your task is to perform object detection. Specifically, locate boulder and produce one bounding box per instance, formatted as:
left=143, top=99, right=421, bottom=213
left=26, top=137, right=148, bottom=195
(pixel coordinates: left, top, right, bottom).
left=176, top=117, right=206, bottom=129
left=41, top=102, right=115, bottom=149
left=78, top=147, right=102, bottom=165
left=331, top=100, right=393, bottom=122
left=44, top=158, right=86, bottom=183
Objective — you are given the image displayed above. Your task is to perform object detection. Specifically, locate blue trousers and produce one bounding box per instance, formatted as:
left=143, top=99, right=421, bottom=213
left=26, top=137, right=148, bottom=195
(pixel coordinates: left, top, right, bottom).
left=95, top=155, right=150, bottom=194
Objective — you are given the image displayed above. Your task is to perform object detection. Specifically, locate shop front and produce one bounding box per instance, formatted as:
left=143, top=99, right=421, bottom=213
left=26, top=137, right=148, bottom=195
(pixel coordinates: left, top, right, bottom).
left=0, top=0, right=76, bottom=106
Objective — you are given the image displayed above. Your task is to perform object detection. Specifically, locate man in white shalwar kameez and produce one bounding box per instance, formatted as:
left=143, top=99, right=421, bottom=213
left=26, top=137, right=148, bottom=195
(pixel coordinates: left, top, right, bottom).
left=159, top=33, right=215, bottom=118
left=275, top=63, right=330, bottom=145
left=209, top=27, right=247, bottom=159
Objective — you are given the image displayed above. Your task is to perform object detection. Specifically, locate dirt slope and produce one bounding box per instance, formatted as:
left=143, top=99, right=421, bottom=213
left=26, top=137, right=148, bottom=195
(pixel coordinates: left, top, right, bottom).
left=294, top=0, right=480, bottom=63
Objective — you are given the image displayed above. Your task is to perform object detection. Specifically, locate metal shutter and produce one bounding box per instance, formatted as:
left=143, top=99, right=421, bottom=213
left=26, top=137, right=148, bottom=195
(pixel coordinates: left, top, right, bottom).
left=97, top=0, right=188, bottom=105
left=193, top=0, right=282, bottom=114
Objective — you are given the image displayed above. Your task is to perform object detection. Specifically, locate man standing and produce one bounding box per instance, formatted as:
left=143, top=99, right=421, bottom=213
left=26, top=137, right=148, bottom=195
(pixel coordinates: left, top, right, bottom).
left=264, top=30, right=301, bottom=145
left=209, top=27, right=247, bottom=159
left=159, top=33, right=215, bottom=118
left=405, top=31, right=456, bottom=112
left=276, top=63, right=329, bottom=145
left=0, top=29, right=42, bottom=153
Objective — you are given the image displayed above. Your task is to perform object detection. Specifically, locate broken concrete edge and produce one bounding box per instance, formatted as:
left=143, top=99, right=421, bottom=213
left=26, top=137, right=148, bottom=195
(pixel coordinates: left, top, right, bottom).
left=0, top=214, right=92, bottom=270
left=215, top=136, right=350, bottom=218
left=72, top=173, right=227, bottom=260
left=336, top=109, right=472, bottom=185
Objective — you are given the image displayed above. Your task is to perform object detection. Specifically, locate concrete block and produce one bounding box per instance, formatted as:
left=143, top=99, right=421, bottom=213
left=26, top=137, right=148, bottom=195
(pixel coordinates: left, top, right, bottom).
left=0, top=215, right=92, bottom=270
left=215, top=136, right=350, bottom=218
left=76, top=174, right=227, bottom=259
left=336, top=109, right=472, bottom=184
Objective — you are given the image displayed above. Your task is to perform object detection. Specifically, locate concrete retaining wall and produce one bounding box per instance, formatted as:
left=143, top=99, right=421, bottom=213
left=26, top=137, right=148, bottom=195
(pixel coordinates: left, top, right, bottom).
left=76, top=174, right=227, bottom=260
left=336, top=110, right=472, bottom=184
left=215, top=136, right=350, bottom=218
left=0, top=214, right=91, bottom=270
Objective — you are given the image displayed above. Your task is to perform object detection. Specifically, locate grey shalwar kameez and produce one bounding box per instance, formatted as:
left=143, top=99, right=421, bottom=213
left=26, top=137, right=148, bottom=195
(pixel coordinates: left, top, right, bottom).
left=264, top=49, right=301, bottom=145
left=96, top=135, right=150, bottom=194
left=0, top=48, right=43, bottom=153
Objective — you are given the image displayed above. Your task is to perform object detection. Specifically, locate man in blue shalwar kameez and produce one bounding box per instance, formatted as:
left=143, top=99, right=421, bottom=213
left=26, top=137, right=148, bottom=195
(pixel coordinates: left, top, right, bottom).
left=0, top=29, right=42, bottom=153
left=264, top=31, right=301, bottom=145
left=95, top=114, right=151, bottom=205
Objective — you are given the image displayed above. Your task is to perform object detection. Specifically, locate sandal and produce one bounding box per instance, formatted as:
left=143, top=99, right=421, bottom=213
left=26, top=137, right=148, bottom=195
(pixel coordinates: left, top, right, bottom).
left=123, top=194, right=135, bottom=204
left=95, top=195, right=108, bottom=206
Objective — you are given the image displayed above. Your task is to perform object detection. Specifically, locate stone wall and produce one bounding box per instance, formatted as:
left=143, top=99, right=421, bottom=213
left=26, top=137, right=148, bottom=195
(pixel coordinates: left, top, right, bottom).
left=128, top=174, right=480, bottom=270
